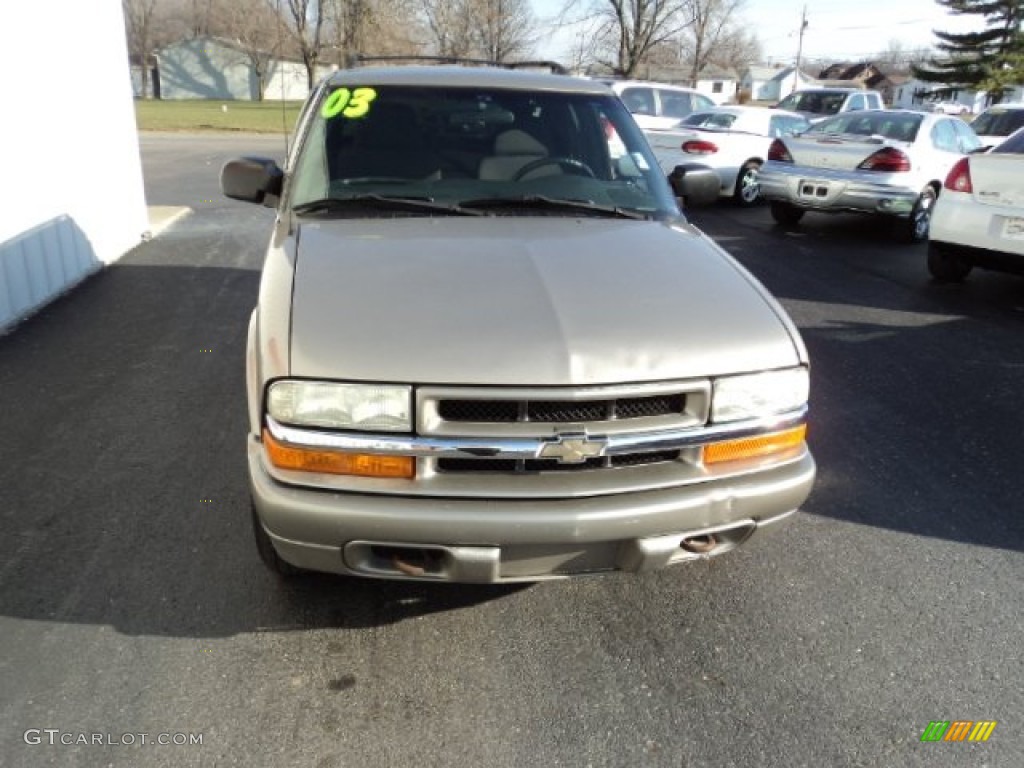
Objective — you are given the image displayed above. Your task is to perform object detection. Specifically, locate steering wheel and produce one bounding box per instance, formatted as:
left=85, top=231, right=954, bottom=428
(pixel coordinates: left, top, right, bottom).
left=512, top=157, right=596, bottom=181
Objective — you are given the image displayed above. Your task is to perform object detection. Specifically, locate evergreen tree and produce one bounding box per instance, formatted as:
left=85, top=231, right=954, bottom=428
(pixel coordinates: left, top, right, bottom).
left=914, top=0, right=1024, bottom=102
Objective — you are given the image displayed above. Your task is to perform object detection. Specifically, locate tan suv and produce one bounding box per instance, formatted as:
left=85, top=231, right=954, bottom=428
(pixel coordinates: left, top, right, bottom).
left=221, top=64, right=816, bottom=583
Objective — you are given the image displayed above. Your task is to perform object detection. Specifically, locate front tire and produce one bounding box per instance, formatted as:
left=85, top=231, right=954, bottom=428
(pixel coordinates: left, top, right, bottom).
left=733, top=161, right=762, bottom=207
left=770, top=201, right=804, bottom=226
left=252, top=501, right=304, bottom=577
left=927, top=242, right=972, bottom=282
left=898, top=185, right=937, bottom=243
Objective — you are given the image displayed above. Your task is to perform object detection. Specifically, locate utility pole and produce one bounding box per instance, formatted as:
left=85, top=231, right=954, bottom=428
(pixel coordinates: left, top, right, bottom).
left=793, top=5, right=808, bottom=94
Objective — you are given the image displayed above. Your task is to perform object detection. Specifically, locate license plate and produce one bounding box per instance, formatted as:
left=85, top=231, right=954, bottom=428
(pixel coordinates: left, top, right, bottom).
left=1002, top=216, right=1024, bottom=240
left=799, top=180, right=829, bottom=199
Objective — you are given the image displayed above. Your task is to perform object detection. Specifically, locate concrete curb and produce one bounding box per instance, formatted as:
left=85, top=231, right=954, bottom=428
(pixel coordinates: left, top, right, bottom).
left=145, top=206, right=192, bottom=240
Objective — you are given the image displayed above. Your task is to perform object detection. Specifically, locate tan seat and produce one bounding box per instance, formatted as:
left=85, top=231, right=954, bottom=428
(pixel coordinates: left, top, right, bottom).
left=478, top=129, right=560, bottom=181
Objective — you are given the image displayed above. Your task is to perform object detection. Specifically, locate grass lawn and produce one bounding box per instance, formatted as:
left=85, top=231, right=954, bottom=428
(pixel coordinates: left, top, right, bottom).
left=134, top=99, right=304, bottom=133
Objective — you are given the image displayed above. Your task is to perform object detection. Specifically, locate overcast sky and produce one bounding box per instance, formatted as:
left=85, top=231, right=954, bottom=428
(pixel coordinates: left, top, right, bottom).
left=530, top=0, right=981, bottom=65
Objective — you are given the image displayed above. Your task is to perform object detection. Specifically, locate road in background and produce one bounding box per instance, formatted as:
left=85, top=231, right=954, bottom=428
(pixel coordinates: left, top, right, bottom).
left=1, top=134, right=1021, bottom=767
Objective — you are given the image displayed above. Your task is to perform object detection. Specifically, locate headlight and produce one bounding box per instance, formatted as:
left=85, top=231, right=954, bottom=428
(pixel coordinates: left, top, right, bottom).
left=267, top=381, right=412, bottom=432
left=711, top=368, right=809, bottom=423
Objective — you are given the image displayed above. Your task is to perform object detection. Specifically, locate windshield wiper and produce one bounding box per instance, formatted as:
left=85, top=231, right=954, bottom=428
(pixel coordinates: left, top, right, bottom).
left=292, top=195, right=483, bottom=217
left=460, top=195, right=650, bottom=220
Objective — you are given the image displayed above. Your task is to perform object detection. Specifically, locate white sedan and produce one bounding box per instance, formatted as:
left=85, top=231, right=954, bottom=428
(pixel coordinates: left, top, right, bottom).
left=927, top=127, right=1024, bottom=282
left=759, top=110, right=983, bottom=242
left=644, top=106, right=810, bottom=206
left=930, top=100, right=971, bottom=116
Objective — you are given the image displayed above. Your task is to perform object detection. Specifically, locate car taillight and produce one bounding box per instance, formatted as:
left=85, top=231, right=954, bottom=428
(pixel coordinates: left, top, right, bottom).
left=857, top=147, right=911, bottom=172
left=767, top=138, right=793, bottom=162
left=944, top=157, right=973, bottom=193
left=682, top=139, right=718, bottom=155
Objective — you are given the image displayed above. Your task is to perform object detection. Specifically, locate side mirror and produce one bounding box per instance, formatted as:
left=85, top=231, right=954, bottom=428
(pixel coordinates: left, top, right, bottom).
left=221, top=157, right=284, bottom=207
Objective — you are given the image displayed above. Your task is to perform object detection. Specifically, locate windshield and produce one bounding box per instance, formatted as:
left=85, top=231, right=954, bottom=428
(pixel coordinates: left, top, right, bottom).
left=288, top=84, right=678, bottom=218
left=971, top=108, right=1024, bottom=137
left=805, top=112, right=922, bottom=142
left=777, top=91, right=846, bottom=115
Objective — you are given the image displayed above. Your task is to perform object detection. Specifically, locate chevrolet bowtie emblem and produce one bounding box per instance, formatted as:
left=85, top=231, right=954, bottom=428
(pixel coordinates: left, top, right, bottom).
left=539, top=431, right=607, bottom=464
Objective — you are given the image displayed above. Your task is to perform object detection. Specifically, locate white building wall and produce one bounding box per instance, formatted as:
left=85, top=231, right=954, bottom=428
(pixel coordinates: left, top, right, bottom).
left=264, top=61, right=336, bottom=101
left=158, top=37, right=255, bottom=100
left=0, top=0, right=148, bottom=332
left=695, top=79, right=737, bottom=105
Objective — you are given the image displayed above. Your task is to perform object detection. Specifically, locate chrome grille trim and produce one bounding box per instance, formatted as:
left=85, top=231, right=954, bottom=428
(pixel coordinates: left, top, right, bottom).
left=264, top=406, right=807, bottom=460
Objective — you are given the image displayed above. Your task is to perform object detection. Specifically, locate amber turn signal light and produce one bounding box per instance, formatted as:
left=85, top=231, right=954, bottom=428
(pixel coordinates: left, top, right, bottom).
left=703, top=424, right=807, bottom=466
left=262, top=429, right=415, bottom=479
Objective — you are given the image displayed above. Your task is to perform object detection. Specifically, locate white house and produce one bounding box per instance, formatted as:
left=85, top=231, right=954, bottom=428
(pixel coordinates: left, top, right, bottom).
left=0, top=1, right=148, bottom=332
left=740, top=65, right=818, bottom=102
left=694, top=69, right=739, bottom=105
left=892, top=78, right=1024, bottom=112
left=156, top=36, right=333, bottom=101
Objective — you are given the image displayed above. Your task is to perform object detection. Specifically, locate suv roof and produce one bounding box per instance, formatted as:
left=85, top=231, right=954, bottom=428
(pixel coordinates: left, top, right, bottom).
left=795, top=87, right=864, bottom=94
left=602, top=78, right=703, bottom=93
left=325, top=65, right=608, bottom=94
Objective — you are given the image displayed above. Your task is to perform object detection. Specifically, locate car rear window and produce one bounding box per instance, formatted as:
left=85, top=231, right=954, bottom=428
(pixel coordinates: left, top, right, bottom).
left=681, top=111, right=737, bottom=129
left=807, top=112, right=922, bottom=142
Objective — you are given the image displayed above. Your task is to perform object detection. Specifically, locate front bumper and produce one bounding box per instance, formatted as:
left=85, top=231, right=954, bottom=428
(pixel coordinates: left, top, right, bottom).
left=667, top=163, right=723, bottom=206
left=249, top=436, right=816, bottom=582
left=760, top=163, right=920, bottom=216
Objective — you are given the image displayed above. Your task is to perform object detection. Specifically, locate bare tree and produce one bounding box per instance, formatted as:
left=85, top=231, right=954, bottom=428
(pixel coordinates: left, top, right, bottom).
left=469, top=0, right=537, bottom=62
left=420, top=0, right=475, bottom=58
left=123, top=0, right=163, bottom=98
left=593, top=0, right=694, bottom=77
left=273, top=0, right=327, bottom=88
left=324, top=0, right=370, bottom=65
left=875, top=39, right=932, bottom=75
left=679, top=0, right=742, bottom=86
left=214, top=0, right=282, bottom=99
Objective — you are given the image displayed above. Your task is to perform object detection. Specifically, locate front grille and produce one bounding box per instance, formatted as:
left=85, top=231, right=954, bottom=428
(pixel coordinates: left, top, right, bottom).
left=437, top=450, right=681, bottom=474
left=437, top=394, right=685, bottom=424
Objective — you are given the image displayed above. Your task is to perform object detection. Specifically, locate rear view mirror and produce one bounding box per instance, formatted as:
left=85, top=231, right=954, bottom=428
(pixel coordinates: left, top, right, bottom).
left=221, top=157, right=284, bottom=207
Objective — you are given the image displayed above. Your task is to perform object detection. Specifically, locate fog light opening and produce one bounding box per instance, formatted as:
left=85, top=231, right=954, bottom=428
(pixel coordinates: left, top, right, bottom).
left=370, top=545, right=444, bottom=577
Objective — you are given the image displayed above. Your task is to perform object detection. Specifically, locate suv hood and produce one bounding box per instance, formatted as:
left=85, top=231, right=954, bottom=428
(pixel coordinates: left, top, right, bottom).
left=289, top=217, right=801, bottom=386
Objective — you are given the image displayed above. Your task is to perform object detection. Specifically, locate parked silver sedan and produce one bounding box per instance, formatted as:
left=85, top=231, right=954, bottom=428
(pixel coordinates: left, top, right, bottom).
left=759, top=110, right=983, bottom=242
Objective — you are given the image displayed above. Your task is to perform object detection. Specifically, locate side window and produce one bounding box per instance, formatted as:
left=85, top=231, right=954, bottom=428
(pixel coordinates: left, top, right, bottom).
left=951, top=119, right=982, bottom=153
left=694, top=93, right=715, bottom=111
left=867, top=93, right=883, bottom=110
left=770, top=115, right=805, bottom=137
left=620, top=87, right=656, bottom=116
left=847, top=94, right=866, bottom=111
left=659, top=90, right=693, bottom=119
left=931, top=120, right=960, bottom=153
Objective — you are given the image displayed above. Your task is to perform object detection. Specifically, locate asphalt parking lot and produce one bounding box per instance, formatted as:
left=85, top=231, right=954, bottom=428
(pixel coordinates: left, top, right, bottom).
left=1, top=133, right=1022, bottom=767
